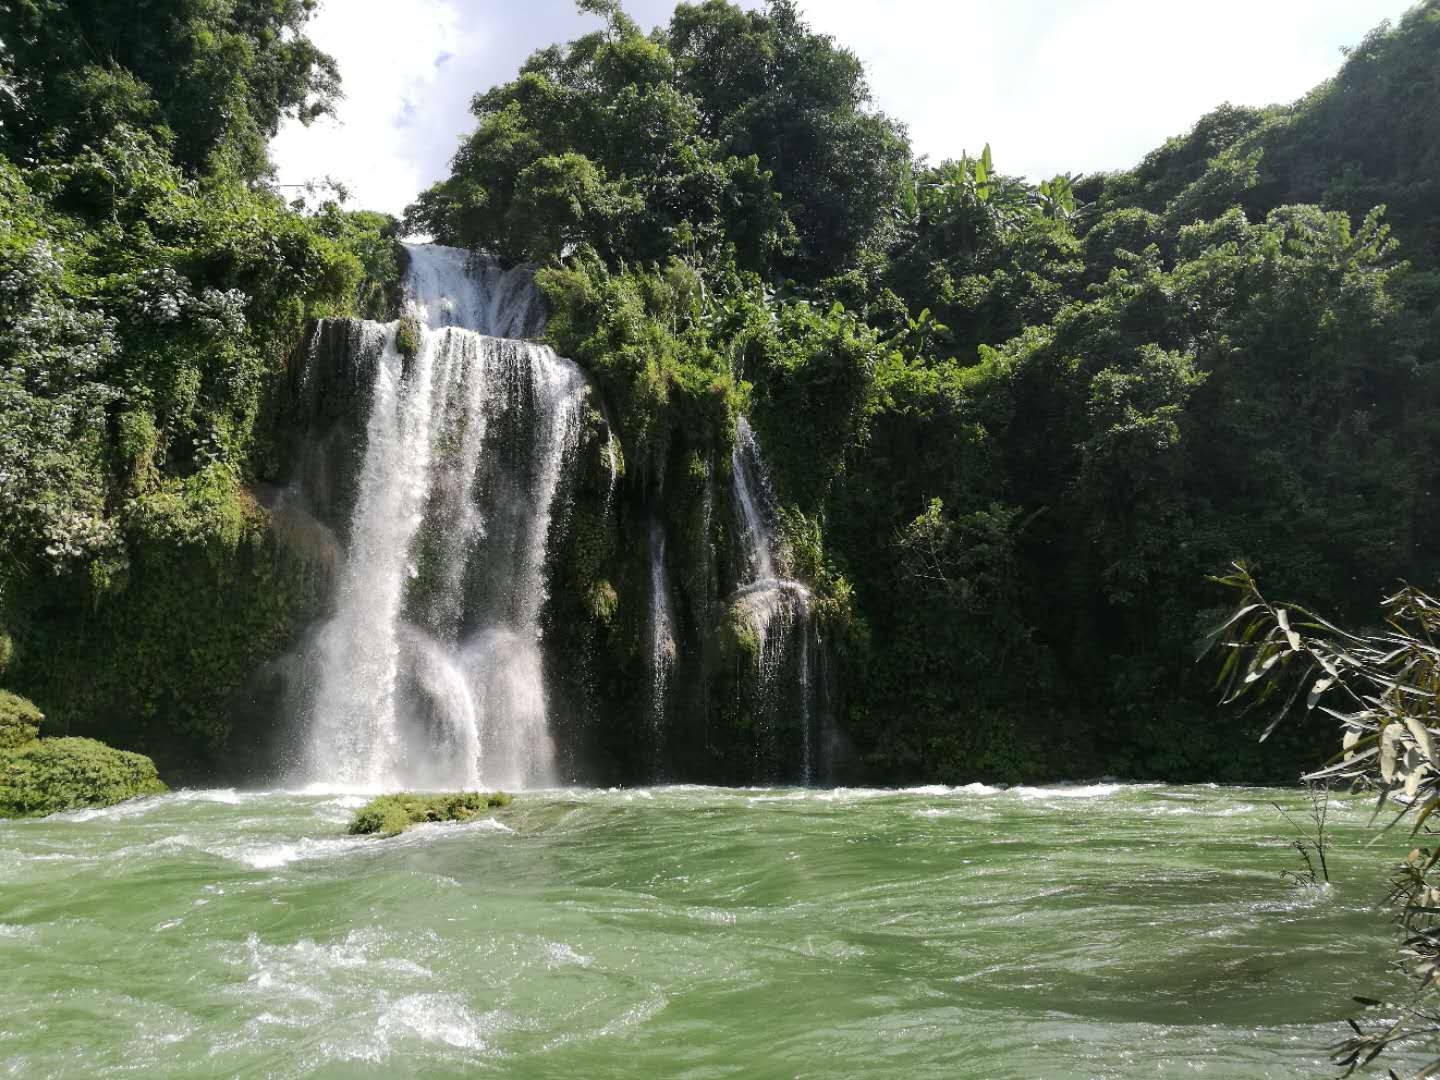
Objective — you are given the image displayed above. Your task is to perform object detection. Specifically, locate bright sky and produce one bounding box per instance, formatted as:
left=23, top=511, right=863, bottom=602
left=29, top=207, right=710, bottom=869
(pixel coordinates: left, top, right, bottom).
left=270, top=0, right=1417, bottom=218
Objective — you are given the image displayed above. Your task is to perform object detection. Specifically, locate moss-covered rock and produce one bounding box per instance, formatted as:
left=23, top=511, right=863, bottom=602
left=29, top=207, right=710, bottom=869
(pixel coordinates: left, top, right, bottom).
left=0, top=736, right=167, bottom=817
left=0, top=690, right=43, bottom=750
left=4, top=467, right=332, bottom=779
left=348, top=792, right=513, bottom=836
left=395, top=314, right=423, bottom=361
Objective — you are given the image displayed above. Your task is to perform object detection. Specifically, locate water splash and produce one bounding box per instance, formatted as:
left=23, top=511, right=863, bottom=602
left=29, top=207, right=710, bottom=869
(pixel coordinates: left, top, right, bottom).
left=303, top=244, right=587, bottom=790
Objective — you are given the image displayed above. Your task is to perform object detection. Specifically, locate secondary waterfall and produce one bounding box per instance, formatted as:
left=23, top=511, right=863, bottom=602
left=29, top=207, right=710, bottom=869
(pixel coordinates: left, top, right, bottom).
left=302, top=244, right=587, bottom=790
left=647, top=518, right=677, bottom=763
left=730, top=416, right=817, bottom=783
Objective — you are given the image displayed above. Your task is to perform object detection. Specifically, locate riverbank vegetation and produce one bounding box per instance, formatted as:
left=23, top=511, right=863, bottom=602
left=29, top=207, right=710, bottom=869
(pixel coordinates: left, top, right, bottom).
left=1215, top=567, right=1440, bottom=1073
left=413, top=0, right=1440, bottom=784
left=0, top=690, right=165, bottom=816
left=0, top=0, right=1437, bottom=789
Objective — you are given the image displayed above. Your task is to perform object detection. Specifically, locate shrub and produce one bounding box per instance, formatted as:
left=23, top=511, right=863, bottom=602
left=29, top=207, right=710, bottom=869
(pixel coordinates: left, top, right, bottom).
left=0, top=736, right=166, bottom=816
left=0, top=690, right=42, bottom=749
left=348, top=792, right=513, bottom=836
left=395, top=315, right=423, bottom=361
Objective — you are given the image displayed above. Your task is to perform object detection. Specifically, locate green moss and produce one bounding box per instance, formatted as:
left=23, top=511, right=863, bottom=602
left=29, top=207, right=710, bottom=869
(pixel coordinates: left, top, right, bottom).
left=0, top=736, right=167, bottom=817
left=5, top=464, right=331, bottom=776
left=727, top=605, right=760, bottom=657
left=586, top=580, right=619, bottom=624
left=348, top=792, right=514, bottom=836
left=0, top=690, right=42, bottom=750
left=115, top=408, right=160, bottom=489
left=395, top=315, right=423, bottom=361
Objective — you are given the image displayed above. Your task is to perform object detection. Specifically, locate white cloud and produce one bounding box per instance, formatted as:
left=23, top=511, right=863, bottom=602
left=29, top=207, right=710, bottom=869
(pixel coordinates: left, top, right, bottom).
left=270, top=0, right=1415, bottom=216
left=269, top=0, right=472, bottom=215
left=798, top=0, right=1414, bottom=179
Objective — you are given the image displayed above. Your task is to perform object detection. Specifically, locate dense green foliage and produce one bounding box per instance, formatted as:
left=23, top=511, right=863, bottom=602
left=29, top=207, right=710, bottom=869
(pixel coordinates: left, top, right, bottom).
left=1084, top=5, right=1440, bottom=271
left=0, top=690, right=42, bottom=749
left=423, top=0, right=1440, bottom=784
left=0, top=690, right=166, bottom=816
left=405, top=0, right=904, bottom=278
left=2, top=0, right=339, bottom=180
left=0, top=735, right=167, bottom=816
left=0, top=0, right=402, bottom=775
left=348, top=792, right=514, bottom=836
left=4, top=0, right=1438, bottom=786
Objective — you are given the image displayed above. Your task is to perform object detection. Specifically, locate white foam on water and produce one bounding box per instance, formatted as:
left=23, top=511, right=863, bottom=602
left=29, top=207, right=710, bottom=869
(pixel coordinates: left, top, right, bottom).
left=377, top=992, right=492, bottom=1051
left=901, top=783, right=1006, bottom=796
left=407, top=817, right=514, bottom=838
left=596, top=995, right=668, bottom=1038
left=814, top=788, right=894, bottom=801
left=1147, top=802, right=1259, bottom=818
left=54, top=795, right=169, bottom=822
left=238, top=930, right=433, bottom=993
left=215, top=835, right=373, bottom=870
left=544, top=941, right=593, bottom=968
left=172, top=789, right=247, bottom=805
left=109, top=834, right=204, bottom=861
left=1011, top=783, right=1144, bottom=800
left=747, top=791, right=810, bottom=803
left=286, top=782, right=392, bottom=798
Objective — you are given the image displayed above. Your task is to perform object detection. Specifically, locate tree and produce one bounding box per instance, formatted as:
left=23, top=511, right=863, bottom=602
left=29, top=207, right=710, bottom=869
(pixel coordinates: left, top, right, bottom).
left=412, top=0, right=906, bottom=279
left=669, top=0, right=910, bottom=276
left=1, top=0, right=340, bottom=179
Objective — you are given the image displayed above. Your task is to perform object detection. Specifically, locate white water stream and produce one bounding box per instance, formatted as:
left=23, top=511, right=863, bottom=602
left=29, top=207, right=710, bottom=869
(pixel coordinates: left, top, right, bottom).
left=303, top=245, right=587, bottom=790
left=730, top=416, right=817, bottom=782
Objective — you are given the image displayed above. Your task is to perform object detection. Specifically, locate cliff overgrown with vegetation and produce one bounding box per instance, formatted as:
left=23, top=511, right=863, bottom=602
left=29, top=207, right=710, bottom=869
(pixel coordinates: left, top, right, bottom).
left=412, top=0, right=1440, bottom=784
left=2, top=0, right=1438, bottom=786
left=0, top=0, right=404, bottom=778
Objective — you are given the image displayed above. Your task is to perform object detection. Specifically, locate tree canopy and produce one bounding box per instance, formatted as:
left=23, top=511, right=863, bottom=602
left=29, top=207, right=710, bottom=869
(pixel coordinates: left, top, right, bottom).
left=423, top=0, right=1440, bottom=784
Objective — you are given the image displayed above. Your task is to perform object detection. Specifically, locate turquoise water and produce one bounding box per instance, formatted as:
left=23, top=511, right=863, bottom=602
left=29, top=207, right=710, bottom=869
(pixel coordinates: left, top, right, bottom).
left=0, top=784, right=1411, bottom=1077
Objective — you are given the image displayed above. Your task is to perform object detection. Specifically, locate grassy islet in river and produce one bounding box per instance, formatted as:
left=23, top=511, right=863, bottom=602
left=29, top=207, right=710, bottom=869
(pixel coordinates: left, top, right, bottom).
left=348, top=792, right=513, bottom=836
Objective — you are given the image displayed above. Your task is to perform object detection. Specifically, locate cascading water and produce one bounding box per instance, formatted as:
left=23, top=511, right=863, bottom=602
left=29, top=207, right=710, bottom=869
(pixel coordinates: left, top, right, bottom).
left=729, top=416, right=818, bottom=783
left=731, top=417, right=776, bottom=582
left=403, top=244, right=547, bottom=338
left=647, top=518, right=677, bottom=761
left=302, top=244, right=588, bottom=790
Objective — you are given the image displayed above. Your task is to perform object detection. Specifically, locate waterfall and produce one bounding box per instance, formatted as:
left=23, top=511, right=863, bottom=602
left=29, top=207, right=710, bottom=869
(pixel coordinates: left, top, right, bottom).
left=403, top=243, right=547, bottom=338
left=648, top=518, right=677, bottom=764
left=301, top=244, right=587, bottom=790
left=731, top=417, right=776, bottom=582
left=729, top=416, right=818, bottom=784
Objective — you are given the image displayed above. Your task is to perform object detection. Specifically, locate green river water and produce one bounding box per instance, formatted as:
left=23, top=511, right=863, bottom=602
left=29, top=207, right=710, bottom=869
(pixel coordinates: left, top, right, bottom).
left=0, top=784, right=1415, bottom=1078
